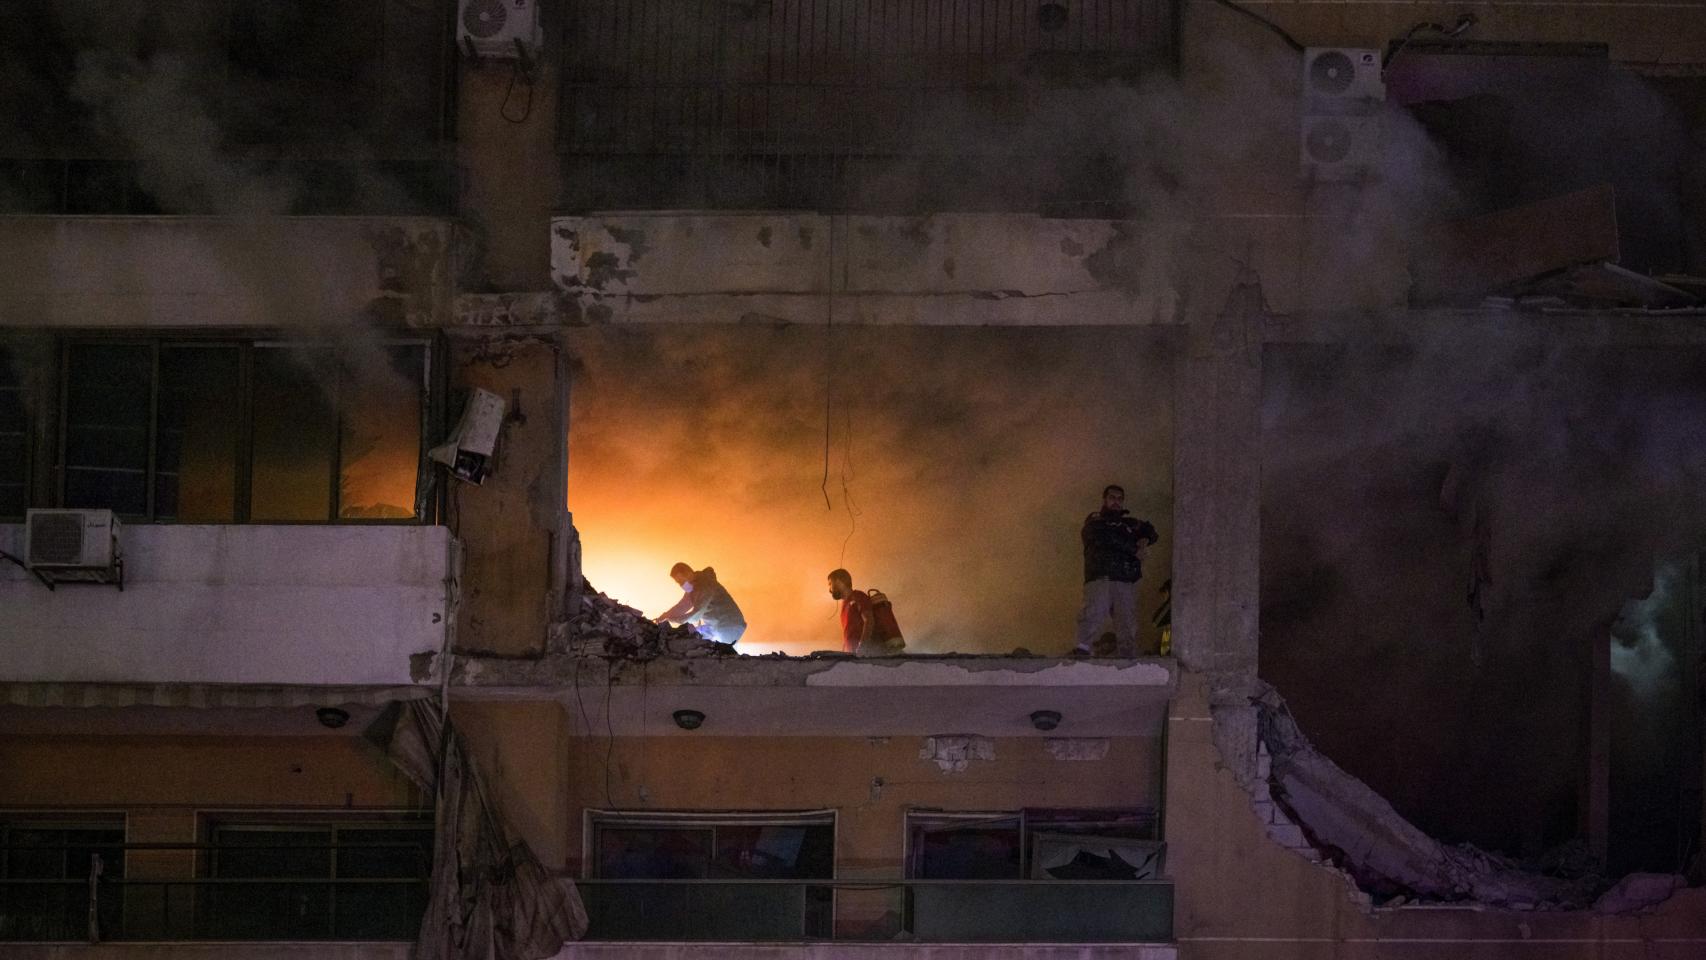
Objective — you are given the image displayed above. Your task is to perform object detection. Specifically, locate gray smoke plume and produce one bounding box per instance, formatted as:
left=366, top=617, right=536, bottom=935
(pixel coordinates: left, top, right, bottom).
left=1261, top=334, right=1706, bottom=858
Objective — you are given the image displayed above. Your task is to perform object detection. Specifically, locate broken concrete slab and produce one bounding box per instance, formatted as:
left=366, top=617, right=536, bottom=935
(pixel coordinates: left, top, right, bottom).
left=1593, top=872, right=1685, bottom=914
left=1254, top=685, right=1596, bottom=909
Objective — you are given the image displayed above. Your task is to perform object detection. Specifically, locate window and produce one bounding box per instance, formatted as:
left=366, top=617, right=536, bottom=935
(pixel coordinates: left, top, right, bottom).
left=59, top=339, right=431, bottom=523
left=201, top=822, right=431, bottom=940
left=592, top=814, right=834, bottom=881
left=0, top=819, right=125, bottom=942
left=906, top=808, right=1160, bottom=880
left=0, top=345, right=27, bottom=518
left=585, top=812, right=835, bottom=939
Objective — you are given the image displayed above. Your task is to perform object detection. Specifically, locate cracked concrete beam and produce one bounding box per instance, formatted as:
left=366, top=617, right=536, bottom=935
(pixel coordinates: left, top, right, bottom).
left=1254, top=687, right=1594, bottom=909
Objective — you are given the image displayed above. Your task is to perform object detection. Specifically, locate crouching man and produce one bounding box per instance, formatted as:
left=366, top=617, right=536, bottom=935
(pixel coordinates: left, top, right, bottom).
left=656, top=562, right=747, bottom=645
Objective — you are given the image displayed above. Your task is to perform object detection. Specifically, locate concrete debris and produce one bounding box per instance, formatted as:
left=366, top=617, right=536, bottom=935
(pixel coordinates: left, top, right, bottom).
left=1593, top=873, right=1685, bottom=914
left=1254, top=686, right=1598, bottom=910
left=568, top=578, right=736, bottom=661
left=920, top=735, right=995, bottom=774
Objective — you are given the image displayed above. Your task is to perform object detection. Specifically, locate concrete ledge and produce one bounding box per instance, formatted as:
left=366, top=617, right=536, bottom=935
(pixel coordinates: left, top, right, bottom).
left=558, top=946, right=1175, bottom=960
left=0, top=945, right=410, bottom=960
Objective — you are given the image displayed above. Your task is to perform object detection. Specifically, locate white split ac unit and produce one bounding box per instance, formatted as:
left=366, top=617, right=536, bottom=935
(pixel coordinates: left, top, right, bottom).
left=24, top=509, right=120, bottom=580
left=458, top=0, right=543, bottom=59
left=1301, top=48, right=1384, bottom=182
left=1303, top=48, right=1384, bottom=105
left=1300, top=115, right=1381, bottom=181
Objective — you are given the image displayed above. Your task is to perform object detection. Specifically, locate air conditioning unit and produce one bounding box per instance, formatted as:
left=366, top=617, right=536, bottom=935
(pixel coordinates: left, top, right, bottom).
left=25, top=509, right=120, bottom=578
left=1303, top=48, right=1384, bottom=107
left=1301, top=48, right=1383, bottom=181
left=458, top=0, right=543, bottom=59
left=1301, top=115, right=1381, bottom=181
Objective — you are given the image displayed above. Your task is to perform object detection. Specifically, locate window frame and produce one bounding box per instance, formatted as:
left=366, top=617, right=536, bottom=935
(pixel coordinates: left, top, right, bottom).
left=197, top=814, right=433, bottom=941
left=581, top=809, right=839, bottom=882
left=0, top=813, right=127, bottom=942
left=0, top=339, right=33, bottom=520
left=903, top=807, right=1159, bottom=881
left=52, top=333, right=439, bottom=525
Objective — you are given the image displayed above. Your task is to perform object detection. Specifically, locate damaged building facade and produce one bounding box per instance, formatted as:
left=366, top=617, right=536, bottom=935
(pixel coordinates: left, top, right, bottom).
left=4, top=0, right=1706, bottom=958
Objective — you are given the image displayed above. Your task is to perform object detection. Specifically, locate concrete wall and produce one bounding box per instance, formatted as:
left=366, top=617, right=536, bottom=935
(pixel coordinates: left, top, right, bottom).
left=1164, top=668, right=1706, bottom=960
left=0, top=524, right=452, bottom=686
left=446, top=335, right=568, bottom=658
left=549, top=214, right=1172, bottom=327
left=0, top=217, right=457, bottom=330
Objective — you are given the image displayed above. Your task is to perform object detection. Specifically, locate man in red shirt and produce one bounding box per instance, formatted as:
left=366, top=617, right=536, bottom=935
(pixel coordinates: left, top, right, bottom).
left=827, top=568, right=872, bottom=653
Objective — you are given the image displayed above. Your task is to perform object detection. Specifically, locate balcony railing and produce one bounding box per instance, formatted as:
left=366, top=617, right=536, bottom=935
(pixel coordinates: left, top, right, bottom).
left=0, top=843, right=428, bottom=943
left=578, top=878, right=1175, bottom=943
left=3, top=846, right=1173, bottom=944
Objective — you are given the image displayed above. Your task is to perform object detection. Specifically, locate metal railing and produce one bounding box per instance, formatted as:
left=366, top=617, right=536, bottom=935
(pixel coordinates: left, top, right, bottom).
left=577, top=878, right=1175, bottom=942
left=0, top=842, right=429, bottom=943
left=3, top=844, right=1174, bottom=944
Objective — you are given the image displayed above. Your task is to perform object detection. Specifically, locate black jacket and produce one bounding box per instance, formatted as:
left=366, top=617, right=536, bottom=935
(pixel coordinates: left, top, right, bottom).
left=1082, top=509, right=1160, bottom=583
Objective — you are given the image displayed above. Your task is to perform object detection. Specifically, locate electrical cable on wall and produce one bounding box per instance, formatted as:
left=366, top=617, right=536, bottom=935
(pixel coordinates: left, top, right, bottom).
left=1383, top=15, right=1477, bottom=68
left=500, top=58, right=536, bottom=124
left=1202, top=0, right=1305, bottom=54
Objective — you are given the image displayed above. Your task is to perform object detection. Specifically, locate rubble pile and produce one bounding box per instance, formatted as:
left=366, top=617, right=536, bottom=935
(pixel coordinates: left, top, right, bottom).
left=568, top=579, right=735, bottom=660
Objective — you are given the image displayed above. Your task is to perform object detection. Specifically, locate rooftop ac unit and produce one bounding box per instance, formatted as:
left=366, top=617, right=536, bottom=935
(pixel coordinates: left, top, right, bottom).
left=24, top=508, right=121, bottom=586
left=1303, top=48, right=1384, bottom=108
left=458, top=0, right=543, bottom=59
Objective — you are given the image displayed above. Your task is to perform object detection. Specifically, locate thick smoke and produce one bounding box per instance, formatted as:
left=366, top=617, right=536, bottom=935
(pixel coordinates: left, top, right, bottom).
left=1261, top=336, right=1706, bottom=857
left=566, top=324, right=1175, bottom=655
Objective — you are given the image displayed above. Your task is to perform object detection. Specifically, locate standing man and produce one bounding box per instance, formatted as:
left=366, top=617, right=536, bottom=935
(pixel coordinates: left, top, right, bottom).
left=656, top=562, right=747, bottom=645
left=1073, top=484, right=1160, bottom=657
left=827, top=568, right=873, bottom=654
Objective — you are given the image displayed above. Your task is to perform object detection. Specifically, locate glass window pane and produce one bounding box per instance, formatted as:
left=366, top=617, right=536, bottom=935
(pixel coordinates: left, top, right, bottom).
left=155, top=346, right=240, bottom=522
left=207, top=828, right=333, bottom=940
left=596, top=827, right=714, bottom=878
left=249, top=347, right=336, bottom=522
left=0, top=345, right=27, bottom=517
left=907, top=818, right=1022, bottom=879
left=338, top=345, right=425, bottom=520
left=334, top=828, right=432, bottom=939
left=63, top=344, right=151, bottom=516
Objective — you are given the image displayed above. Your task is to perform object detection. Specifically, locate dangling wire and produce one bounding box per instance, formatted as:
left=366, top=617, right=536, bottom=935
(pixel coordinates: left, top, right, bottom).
left=838, top=397, right=863, bottom=565
left=819, top=220, right=836, bottom=511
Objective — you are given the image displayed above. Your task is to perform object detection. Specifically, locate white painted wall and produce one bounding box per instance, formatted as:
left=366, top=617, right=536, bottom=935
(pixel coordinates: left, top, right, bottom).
left=0, top=524, right=452, bottom=687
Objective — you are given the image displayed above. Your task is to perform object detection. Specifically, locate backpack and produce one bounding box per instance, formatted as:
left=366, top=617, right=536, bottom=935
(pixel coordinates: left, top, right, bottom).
left=864, top=588, right=905, bottom=645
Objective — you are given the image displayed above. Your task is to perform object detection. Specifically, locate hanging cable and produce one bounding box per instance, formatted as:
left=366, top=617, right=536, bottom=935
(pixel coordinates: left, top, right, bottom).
left=838, top=395, right=862, bottom=566
left=1202, top=0, right=1305, bottom=54
left=819, top=220, right=836, bottom=511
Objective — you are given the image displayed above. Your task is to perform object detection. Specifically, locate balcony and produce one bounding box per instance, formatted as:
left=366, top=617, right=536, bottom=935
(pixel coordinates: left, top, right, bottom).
left=3, top=872, right=1173, bottom=959
left=577, top=879, right=1173, bottom=944
left=0, top=524, right=453, bottom=690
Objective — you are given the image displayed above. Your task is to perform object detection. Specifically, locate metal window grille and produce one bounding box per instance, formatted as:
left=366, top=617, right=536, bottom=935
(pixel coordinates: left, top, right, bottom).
left=557, top=0, right=1177, bottom=210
